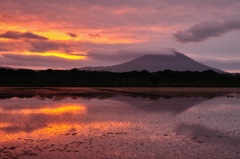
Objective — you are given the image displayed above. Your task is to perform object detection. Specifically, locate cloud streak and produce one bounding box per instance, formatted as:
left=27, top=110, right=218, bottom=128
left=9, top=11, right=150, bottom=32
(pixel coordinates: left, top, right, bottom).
left=198, top=58, right=240, bottom=73
left=0, top=54, right=88, bottom=69
left=0, top=31, right=48, bottom=40
left=174, top=20, right=240, bottom=43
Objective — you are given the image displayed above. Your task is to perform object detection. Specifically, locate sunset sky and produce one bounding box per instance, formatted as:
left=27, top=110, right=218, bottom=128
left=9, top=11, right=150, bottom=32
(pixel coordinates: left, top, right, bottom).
left=1, top=0, right=240, bottom=72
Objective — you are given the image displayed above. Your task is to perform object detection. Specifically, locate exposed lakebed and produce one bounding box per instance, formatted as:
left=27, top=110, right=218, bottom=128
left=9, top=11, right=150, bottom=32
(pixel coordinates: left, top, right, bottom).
left=0, top=88, right=240, bottom=159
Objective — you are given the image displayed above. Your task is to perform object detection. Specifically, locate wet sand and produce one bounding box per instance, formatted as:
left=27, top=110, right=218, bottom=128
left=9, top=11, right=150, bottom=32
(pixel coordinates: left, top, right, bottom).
left=0, top=88, right=240, bottom=158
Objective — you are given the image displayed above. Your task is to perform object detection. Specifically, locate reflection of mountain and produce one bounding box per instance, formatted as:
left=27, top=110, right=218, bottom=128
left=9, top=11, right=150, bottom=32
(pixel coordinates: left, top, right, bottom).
left=81, top=53, right=224, bottom=73
left=0, top=87, right=231, bottom=100
left=110, top=96, right=207, bottom=114
left=174, top=123, right=240, bottom=146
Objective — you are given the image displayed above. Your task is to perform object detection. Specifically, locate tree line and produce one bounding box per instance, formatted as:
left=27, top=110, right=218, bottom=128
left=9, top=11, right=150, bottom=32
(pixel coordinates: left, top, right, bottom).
left=0, top=68, right=239, bottom=87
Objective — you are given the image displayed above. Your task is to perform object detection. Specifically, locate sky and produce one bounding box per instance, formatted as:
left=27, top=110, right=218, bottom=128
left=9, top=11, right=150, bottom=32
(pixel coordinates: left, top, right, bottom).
left=0, top=0, right=240, bottom=72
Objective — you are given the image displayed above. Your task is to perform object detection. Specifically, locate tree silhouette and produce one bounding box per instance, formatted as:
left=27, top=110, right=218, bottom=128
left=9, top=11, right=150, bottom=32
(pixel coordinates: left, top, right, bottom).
left=149, top=73, right=160, bottom=85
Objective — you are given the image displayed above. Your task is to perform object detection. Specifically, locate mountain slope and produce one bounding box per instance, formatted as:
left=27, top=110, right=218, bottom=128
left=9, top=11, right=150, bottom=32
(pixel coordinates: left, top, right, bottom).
left=80, top=52, right=224, bottom=73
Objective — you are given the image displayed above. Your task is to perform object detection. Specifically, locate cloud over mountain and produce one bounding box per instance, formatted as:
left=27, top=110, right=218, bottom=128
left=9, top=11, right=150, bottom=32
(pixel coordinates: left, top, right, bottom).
left=81, top=52, right=223, bottom=73
left=87, top=47, right=176, bottom=62
left=174, top=20, right=240, bottom=43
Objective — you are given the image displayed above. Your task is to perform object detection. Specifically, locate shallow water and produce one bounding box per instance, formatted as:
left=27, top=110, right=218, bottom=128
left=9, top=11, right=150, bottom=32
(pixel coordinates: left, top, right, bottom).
left=0, top=94, right=240, bottom=159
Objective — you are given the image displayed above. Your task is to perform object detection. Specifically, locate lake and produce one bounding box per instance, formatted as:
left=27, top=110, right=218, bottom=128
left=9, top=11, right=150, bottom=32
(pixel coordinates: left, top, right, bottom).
left=0, top=88, right=240, bottom=159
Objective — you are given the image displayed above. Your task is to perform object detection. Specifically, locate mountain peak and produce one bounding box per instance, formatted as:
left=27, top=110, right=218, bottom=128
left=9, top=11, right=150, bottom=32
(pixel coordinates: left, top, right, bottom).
left=80, top=53, right=224, bottom=73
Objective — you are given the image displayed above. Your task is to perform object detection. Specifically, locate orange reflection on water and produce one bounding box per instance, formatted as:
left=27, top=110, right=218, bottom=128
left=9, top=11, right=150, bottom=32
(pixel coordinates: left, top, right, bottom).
left=0, top=104, right=86, bottom=115
left=37, top=105, right=86, bottom=115
left=0, top=121, right=132, bottom=143
left=0, top=103, right=87, bottom=142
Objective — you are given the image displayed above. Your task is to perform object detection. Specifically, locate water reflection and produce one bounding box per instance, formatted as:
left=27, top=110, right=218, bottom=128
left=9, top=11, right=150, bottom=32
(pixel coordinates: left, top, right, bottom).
left=0, top=94, right=240, bottom=159
left=110, top=96, right=206, bottom=114
left=1, top=104, right=86, bottom=115
left=174, top=123, right=240, bottom=146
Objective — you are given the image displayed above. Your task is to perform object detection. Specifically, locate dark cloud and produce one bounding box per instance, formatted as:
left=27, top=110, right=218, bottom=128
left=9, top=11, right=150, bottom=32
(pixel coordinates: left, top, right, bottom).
left=67, top=33, right=78, bottom=38
left=0, top=31, right=48, bottom=40
left=174, top=20, right=240, bottom=43
left=30, top=41, right=82, bottom=53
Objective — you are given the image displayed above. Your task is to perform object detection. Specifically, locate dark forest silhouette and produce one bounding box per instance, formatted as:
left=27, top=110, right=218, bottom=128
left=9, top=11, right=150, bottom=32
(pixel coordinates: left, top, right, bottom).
left=0, top=68, right=239, bottom=87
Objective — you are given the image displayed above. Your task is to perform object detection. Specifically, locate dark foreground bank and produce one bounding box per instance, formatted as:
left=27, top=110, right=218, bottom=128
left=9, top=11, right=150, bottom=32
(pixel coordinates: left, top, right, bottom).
left=0, top=68, right=240, bottom=87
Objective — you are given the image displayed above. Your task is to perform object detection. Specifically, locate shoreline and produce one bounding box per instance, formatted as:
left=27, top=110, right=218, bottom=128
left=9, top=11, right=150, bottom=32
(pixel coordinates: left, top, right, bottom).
left=0, top=87, right=239, bottom=99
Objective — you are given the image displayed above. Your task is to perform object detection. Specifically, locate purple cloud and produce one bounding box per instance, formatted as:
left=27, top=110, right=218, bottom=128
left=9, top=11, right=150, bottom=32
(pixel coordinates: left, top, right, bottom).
left=0, top=31, right=48, bottom=40
left=174, top=20, right=240, bottom=43
left=29, top=41, right=83, bottom=53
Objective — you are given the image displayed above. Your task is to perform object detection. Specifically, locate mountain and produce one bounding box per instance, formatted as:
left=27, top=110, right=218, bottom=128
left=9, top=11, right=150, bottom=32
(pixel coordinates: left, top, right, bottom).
left=80, top=52, right=224, bottom=73
left=0, top=66, right=11, bottom=69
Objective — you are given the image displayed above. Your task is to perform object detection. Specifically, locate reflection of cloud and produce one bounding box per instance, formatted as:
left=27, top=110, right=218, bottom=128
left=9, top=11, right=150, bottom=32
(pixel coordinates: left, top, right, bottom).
left=0, top=125, right=42, bottom=134
left=33, top=105, right=85, bottom=114
left=0, top=104, right=86, bottom=115
left=0, top=102, right=86, bottom=134
left=174, top=20, right=240, bottom=43
left=0, top=31, right=48, bottom=40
